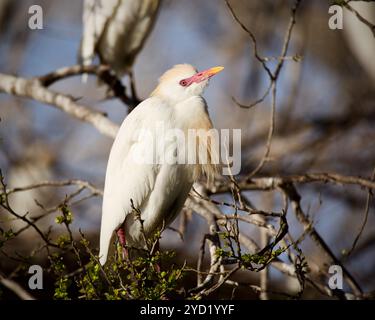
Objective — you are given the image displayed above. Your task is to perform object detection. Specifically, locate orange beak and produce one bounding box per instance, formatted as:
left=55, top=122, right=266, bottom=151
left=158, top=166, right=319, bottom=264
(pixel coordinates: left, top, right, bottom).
left=181, top=66, right=224, bottom=86
left=200, top=66, right=224, bottom=78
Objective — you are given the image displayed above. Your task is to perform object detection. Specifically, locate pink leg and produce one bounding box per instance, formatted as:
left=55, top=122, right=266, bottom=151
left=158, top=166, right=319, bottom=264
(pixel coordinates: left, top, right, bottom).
left=116, top=227, right=129, bottom=259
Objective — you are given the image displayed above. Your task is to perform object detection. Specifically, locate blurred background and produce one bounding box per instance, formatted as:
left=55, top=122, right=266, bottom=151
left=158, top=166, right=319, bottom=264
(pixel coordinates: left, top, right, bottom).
left=0, top=0, right=374, bottom=299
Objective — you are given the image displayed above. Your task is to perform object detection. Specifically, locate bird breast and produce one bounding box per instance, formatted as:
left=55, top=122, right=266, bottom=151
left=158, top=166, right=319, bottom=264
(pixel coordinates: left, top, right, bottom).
left=122, top=96, right=218, bottom=247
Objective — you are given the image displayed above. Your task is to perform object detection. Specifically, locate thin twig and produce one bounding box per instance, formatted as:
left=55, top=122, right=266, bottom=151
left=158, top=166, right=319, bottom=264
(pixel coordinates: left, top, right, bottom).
left=0, top=272, right=36, bottom=300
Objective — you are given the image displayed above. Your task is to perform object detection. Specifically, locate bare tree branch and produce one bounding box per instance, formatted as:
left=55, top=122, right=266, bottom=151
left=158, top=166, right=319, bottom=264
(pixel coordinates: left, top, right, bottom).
left=280, top=183, right=363, bottom=296
left=210, top=173, right=375, bottom=194
left=0, top=72, right=119, bottom=138
left=0, top=272, right=36, bottom=300
left=38, top=64, right=140, bottom=109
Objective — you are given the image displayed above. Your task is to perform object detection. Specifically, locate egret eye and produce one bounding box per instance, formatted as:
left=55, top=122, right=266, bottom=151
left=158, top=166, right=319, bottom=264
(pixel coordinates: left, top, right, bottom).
left=179, top=79, right=188, bottom=87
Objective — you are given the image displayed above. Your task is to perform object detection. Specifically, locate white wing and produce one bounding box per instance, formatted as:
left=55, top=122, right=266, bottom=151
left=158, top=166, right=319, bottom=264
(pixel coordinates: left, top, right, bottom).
left=80, top=0, right=120, bottom=67
left=99, top=97, right=174, bottom=264
left=80, top=0, right=160, bottom=75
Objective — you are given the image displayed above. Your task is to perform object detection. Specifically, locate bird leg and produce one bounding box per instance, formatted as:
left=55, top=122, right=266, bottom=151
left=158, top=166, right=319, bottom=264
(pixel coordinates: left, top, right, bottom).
left=116, top=227, right=129, bottom=260
left=117, top=226, right=161, bottom=272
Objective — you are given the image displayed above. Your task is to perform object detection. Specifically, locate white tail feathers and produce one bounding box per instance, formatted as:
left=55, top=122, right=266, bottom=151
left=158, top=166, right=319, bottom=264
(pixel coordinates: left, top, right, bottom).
left=99, top=226, right=112, bottom=265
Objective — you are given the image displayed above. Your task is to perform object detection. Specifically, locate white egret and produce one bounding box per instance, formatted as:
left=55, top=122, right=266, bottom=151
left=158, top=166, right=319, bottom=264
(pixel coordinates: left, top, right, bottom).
left=80, top=0, right=160, bottom=77
left=99, top=64, right=224, bottom=264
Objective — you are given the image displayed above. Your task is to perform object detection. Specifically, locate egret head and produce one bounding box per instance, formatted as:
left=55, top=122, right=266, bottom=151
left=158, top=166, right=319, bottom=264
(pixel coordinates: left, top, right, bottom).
left=152, top=64, right=224, bottom=103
